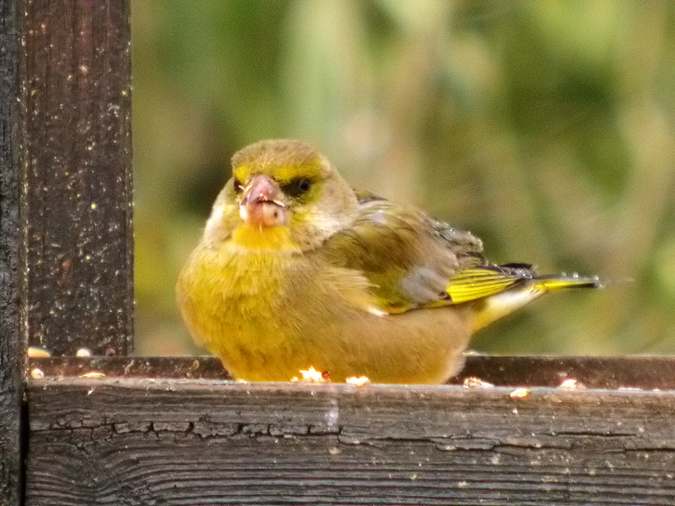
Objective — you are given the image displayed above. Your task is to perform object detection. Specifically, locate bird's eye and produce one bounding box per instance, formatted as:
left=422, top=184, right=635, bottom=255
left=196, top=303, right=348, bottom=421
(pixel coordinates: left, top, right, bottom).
left=283, top=178, right=312, bottom=198
left=233, top=178, right=244, bottom=193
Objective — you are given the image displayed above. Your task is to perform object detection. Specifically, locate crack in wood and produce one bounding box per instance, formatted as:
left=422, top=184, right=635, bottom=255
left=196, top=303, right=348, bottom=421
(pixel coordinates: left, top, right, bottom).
left=24, top=378, right=675, bottom=505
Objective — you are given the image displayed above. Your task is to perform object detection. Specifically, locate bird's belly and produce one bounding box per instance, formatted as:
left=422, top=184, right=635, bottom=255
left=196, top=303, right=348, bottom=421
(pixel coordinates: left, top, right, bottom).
left=178, top=245, right=472, bottom=383
left=178, top=245, right=328, bottom=379
left=213, top=304, right=473, bottom=384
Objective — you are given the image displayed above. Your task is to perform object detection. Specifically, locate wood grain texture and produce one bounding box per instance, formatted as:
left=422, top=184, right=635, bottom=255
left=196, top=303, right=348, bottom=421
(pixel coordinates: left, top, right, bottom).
left=28, top=355, right=675, bottom=389
left=27, top=377, right=675, bottom=505
left=22, top=0, right=133, bottom=356
left=0, top=0, right=24, bottom=504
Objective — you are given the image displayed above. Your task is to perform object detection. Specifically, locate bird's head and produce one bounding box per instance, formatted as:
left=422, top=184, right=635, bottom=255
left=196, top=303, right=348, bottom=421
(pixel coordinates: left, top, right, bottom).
left=205, top=139, right=358, bottom=251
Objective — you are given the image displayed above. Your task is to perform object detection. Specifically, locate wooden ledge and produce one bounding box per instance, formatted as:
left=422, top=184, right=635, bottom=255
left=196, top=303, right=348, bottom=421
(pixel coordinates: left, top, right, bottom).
left=25, top=366, right=675, bottom=505
left=28, top=355, right=675, bottom=389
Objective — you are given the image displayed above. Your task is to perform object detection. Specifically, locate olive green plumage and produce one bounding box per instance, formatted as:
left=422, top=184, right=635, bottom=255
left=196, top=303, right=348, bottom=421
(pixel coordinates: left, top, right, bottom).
left=177, top=139, right=599, bottom=383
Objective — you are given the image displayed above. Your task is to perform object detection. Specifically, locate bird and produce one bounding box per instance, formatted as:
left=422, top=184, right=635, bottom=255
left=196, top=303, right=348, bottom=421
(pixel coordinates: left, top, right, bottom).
left=177, top=139, right=599, bottom=384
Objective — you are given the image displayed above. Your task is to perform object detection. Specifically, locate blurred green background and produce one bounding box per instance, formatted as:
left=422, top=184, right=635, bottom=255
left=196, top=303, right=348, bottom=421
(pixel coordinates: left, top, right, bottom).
left=132, top=0, right=674, bottom=357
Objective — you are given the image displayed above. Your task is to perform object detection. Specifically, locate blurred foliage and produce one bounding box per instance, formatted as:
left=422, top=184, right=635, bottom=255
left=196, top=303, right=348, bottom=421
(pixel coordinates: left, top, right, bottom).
left=132, top=0, right=674, bottom=357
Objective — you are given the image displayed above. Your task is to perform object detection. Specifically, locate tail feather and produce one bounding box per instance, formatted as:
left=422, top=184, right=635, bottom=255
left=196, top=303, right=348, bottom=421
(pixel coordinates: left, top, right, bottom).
left=534, top=274, right=601, bottom=291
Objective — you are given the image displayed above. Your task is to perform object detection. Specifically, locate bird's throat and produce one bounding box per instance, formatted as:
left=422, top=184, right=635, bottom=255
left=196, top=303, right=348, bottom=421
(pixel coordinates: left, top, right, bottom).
left=231, top=224, right=300, bottom=252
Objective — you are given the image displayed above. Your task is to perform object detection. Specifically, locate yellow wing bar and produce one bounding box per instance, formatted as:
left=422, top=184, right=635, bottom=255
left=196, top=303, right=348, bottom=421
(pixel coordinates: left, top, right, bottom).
left=446, top=267, right=527, bottom=304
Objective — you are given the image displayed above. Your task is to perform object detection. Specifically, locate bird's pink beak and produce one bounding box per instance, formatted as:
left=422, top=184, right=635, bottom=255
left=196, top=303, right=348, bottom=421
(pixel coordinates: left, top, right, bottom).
left=239, top=175, right=287, bottom=228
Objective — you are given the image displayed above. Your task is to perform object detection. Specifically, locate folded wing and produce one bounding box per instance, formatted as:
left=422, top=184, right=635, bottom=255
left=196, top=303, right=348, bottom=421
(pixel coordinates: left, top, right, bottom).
left=319, top=192, right=599, bottom=320
left=318, top=192, right=483, bottom=312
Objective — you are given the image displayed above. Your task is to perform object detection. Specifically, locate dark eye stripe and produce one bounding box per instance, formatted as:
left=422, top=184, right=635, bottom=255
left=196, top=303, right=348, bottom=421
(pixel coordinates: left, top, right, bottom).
left=282, top=178, right=312, bottom=197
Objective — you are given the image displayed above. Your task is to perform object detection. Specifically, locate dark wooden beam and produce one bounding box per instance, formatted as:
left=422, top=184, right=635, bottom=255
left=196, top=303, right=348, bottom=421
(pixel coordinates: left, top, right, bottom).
left=0, top=1, right=24, bottom=504
left=22, top=0, right=133, bottom=356
left=28, top=355, right=675, bottom=390
left=26, top=377, right=675, bottom=505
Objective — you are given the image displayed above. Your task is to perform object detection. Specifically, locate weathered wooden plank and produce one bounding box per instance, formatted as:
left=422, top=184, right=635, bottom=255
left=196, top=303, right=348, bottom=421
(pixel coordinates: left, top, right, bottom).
left=0, top=1, right=24, bottom=504
left=28, top=355, right=675, bottom=389
left=26, top=378, right=675, bottom=505
left=22, top=0, right=133, bottom=356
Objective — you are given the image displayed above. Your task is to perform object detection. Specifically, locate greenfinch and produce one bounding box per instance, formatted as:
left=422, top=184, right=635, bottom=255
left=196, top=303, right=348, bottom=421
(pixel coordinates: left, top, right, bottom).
left=177, top=139, right=599, bottom=383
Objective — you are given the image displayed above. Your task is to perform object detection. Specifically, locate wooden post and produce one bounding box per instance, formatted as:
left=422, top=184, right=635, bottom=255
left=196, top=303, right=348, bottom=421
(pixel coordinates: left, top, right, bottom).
left=0, top=1, right=24, bottom=504
left=22, top=0, right=133, bottom=356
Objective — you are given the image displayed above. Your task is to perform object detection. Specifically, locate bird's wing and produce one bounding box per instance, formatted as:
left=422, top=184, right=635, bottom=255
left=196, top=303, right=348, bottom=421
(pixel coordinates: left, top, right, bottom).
left=318, top=192, right=485, bottom=312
